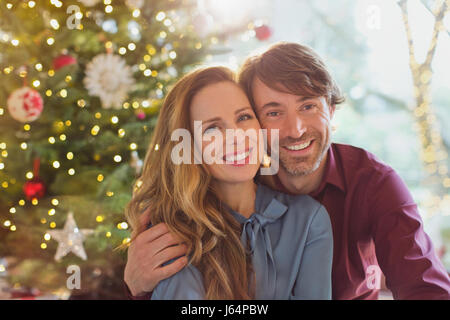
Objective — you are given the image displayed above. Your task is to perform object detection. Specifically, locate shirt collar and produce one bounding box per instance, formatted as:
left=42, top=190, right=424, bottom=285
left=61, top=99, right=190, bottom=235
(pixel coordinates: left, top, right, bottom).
left=271, top=143, right=346, bottom=196
left=226, top=184, right=288, bottom=224
left=312, top=143, right=346, bottom=195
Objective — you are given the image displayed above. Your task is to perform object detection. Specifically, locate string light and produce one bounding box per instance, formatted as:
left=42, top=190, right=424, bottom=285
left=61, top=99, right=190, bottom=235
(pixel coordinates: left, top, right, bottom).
left=50, top=19, right=60, bottom=30
left=156, top=11, right=166, bottom=21
left=399, top=0, right=449, bottom=217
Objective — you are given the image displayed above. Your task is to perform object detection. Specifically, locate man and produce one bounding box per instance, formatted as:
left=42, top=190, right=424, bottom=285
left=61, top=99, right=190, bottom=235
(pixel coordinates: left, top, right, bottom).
left=124, top=42, right=450, bottom=299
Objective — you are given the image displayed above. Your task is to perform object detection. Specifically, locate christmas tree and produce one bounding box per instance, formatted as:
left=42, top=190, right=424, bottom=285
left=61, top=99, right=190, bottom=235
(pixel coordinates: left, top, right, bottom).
left=0, top=0, right=242, bottom=299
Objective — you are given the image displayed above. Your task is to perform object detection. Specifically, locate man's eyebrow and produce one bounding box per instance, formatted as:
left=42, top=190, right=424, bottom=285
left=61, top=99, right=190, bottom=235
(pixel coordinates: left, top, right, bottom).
left=261, top=101, right=281, bottom=109
left=261, top=96, right=313, bottom=109
left=297, top=96, right=313, bottom=103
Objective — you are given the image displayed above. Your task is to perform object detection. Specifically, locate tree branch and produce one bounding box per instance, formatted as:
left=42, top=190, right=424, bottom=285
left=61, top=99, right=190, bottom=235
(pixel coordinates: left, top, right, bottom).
left=397, top=0, right=418, bottom=66
left=424, top=0, right=448, bottom=66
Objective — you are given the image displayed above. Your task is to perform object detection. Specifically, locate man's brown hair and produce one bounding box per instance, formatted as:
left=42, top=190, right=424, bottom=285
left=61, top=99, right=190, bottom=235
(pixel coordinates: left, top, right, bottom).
left=238, top=42, right=345, bottom=108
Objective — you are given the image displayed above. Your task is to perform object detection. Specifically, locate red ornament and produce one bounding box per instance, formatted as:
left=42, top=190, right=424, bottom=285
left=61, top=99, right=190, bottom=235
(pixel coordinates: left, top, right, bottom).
left=23, top=158, right=46, bottom=200
left=53, top=54, right=77, bottom=71
left=255, top=25, right=272, bottom=41
left=23, top=177, right=46, bottom=200
left=7, top=87, right=44, bottom=123
left=136, top=111, right=146, bottom=120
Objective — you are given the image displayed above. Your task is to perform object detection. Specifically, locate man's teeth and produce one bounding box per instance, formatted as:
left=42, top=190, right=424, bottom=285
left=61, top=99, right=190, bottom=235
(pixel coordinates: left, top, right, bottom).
left=225, top=150, right=250, bottom=162
left=286, top=140, right=312, bottom=151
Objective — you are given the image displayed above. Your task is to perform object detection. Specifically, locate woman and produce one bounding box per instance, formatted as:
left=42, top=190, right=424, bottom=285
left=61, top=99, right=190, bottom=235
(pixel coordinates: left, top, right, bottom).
left=125, top=66, right=333, bottom=299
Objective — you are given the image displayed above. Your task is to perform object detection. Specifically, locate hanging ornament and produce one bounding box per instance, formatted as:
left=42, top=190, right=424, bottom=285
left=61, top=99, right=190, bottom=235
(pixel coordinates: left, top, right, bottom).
left=7, top=87, right=43, bottom=123
left=135, top=110, right=146, bottom=120
left=130, top=151, right=143, bottom=175
left=125, top=0, right=144, bottom=9
left=53, top=54, right=77, bottom=71
left=83, top=53, right=135, bottom=109
left=47, top=212, right=94, bottom=262
left=23, top=158, right=46, bottom=200
left=255, top=24, right=272, bottom=41
left=77, top=0, right=101, bottom=7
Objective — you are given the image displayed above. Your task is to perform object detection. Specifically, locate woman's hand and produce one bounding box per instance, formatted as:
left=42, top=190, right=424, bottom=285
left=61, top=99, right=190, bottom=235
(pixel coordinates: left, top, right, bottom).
left=124, top=210, right=188, bottom=297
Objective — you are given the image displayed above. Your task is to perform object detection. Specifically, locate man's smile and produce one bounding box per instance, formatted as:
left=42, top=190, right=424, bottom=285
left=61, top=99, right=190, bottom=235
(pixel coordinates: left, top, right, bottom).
left=282, top=139, right=315, bottom=154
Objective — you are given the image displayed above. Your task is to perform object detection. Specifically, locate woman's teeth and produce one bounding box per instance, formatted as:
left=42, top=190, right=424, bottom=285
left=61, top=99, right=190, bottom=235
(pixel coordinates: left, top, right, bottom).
left=225, top=150, right=250, bottom=162
left=285, top=140, right=312, bottom=151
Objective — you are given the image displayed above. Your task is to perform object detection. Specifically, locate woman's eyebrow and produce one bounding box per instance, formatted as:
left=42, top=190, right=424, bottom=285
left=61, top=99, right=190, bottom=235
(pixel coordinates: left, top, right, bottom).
left=200, top=107, right=252, bottom=126
left=235, top=106, right=252, bottom=114
left=203, top=117, right=221, bottom=124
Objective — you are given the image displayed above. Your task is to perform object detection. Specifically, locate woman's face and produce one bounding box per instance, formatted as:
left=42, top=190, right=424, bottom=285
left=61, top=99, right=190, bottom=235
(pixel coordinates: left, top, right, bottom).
left=190, top=81, right=262, bottom=184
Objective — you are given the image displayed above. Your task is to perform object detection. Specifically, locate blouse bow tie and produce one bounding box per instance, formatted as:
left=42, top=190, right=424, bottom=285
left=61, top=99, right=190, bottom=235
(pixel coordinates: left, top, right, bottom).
left=239, top=198, right=288, bottom=299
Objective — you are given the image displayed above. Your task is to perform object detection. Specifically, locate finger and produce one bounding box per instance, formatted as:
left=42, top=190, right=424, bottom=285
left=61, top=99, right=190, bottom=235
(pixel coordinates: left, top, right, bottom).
left=151, top=232, right=184, bottom=256
left=151, top=244, right=188, bottom=269
left=154, top=256, right=188, bottom=282
left=135, top=223, right=170, bottom=245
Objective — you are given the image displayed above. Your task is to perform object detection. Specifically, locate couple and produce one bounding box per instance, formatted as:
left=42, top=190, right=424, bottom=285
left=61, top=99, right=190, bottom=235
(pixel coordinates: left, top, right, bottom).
left=124, top=42, right=450, bottom=300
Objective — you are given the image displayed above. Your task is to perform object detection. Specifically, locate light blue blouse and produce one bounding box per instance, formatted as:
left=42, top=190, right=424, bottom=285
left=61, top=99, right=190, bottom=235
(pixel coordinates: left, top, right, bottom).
left=151, top=183, right=333, bottom=300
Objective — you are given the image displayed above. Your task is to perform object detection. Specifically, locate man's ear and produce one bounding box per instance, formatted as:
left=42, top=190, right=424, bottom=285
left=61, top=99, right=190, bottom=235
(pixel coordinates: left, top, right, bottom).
left=329, top=104, right=336, bottom=119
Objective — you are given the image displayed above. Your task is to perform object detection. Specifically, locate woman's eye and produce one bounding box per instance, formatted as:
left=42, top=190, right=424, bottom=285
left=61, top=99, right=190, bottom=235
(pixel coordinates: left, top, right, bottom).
left=204, top=126, right=219, bottom=134
left=237, top=113, right=253, bottom=122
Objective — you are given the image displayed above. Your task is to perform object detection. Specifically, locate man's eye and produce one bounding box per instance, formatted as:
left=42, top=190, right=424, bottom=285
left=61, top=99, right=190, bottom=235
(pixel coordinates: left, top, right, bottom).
left=266, top=111, right=279, bottom=117
left=302, top=104, right=315, bottom=111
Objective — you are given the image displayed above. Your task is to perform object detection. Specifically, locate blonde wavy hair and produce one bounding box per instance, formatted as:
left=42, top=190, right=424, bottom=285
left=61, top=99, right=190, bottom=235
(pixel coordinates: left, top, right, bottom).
left=125, top=67, right=254, bottom=299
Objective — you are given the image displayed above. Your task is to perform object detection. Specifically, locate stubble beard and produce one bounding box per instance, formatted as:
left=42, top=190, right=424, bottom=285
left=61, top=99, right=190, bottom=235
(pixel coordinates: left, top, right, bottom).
left=279, top=131, right=331, bottom=177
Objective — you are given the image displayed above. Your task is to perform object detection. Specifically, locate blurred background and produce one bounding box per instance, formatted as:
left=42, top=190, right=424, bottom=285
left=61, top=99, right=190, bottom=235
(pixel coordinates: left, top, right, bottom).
left=0, top=0, right=449, bottom=299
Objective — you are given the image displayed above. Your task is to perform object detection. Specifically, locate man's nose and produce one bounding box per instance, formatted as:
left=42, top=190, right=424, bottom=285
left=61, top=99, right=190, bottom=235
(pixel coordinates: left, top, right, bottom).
left=285, top=115, right=307, bottom=139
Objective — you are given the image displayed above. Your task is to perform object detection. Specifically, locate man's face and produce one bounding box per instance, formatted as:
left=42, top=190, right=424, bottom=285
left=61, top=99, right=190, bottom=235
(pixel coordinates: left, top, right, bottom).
left=252, top=77, right=335, bottom=176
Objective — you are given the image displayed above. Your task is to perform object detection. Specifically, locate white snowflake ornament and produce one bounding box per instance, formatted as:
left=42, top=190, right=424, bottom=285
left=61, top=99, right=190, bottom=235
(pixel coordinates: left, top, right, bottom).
left=83, top=53, right=135, bottom=109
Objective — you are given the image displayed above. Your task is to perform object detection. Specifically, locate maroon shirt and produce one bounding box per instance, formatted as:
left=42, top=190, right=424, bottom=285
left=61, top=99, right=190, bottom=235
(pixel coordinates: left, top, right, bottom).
left=274, top=143, right=450, bottom=299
